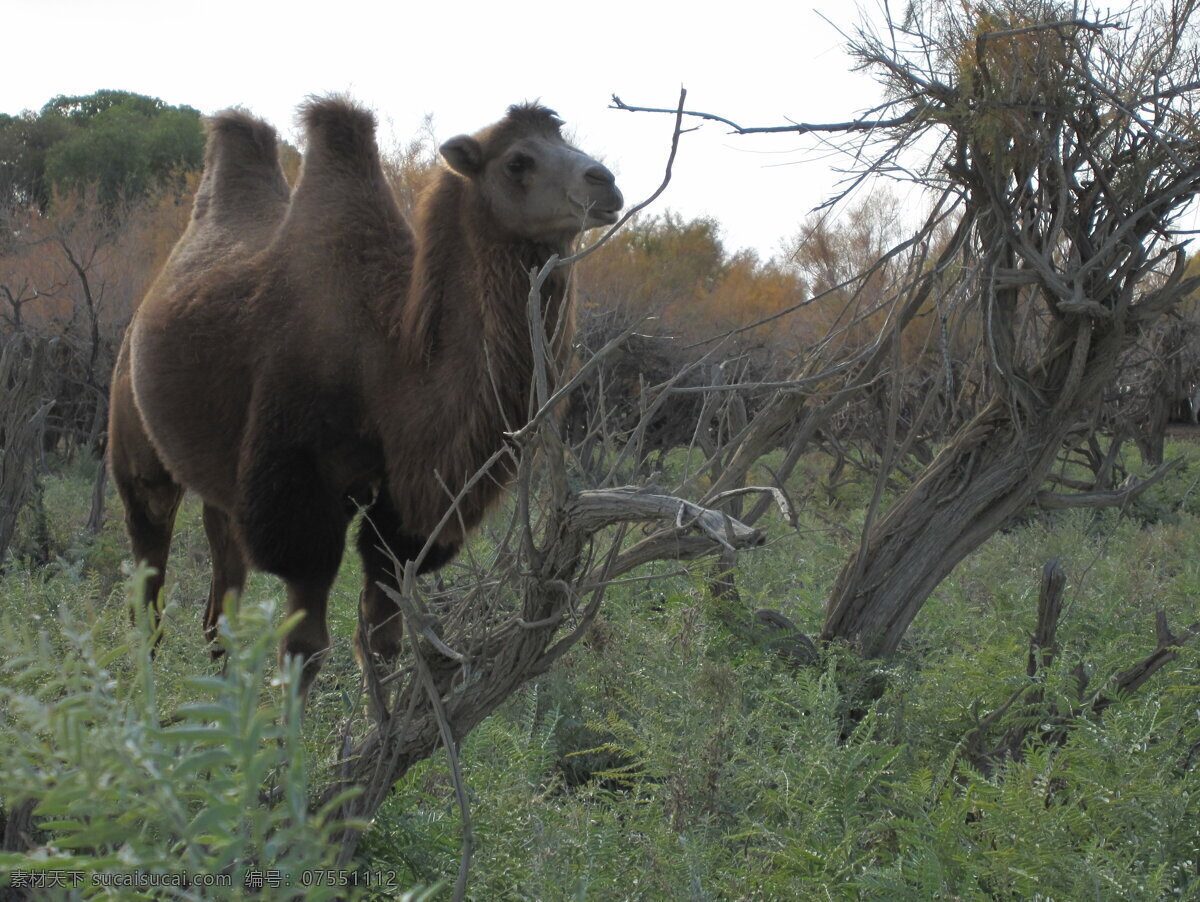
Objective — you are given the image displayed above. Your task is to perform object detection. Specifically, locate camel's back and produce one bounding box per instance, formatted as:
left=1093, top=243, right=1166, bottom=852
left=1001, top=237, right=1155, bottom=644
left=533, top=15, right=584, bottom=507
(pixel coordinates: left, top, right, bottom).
left=128, top=99, right=412, bottom=509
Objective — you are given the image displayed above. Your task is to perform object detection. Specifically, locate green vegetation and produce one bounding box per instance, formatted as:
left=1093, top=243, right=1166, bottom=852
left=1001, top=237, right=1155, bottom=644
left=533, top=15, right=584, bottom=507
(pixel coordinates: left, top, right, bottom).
left=1, top=442, right=1198, bottom=900
left=0, top=90, right=204, bottom=211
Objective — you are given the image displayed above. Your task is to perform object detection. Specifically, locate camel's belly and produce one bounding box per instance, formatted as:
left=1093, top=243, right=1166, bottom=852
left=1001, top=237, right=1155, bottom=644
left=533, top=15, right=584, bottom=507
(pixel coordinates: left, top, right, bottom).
left=129, top=310, right=249, bottom=513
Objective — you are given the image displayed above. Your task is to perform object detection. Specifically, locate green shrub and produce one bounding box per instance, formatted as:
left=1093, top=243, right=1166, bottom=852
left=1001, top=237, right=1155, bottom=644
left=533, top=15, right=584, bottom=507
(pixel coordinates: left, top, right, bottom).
left=0, top=570, right=379, bottom=900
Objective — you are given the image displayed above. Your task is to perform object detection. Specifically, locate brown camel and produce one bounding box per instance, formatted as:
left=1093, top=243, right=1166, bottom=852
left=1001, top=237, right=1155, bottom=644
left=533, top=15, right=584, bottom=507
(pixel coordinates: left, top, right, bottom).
left=109, top=96, right=622, bottom=695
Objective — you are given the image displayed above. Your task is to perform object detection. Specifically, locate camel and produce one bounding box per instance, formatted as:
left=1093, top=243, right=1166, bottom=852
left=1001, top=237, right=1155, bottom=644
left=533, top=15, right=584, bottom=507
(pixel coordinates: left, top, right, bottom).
left=109, top=96, right=623, bottom=695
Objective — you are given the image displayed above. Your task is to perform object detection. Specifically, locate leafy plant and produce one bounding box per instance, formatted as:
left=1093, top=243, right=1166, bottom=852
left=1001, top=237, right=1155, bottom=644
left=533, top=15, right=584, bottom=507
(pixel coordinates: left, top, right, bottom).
left=0, top=569, right=383, bottom=900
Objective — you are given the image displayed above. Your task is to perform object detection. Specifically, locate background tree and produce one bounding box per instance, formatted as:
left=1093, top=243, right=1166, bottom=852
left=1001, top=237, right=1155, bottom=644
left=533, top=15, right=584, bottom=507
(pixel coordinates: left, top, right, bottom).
left=565, top=213, right=808, bottom=481
left=813, top=0, right=1200, bottom=655
left=615, top=0, right=1200, bottom=665
left=0, top=90, right=203, bottom=213
left=0, top=100, right=198, bottom=557
left=380, top=112, right=439, bottom=219
left=0, top=111, right=71, bottom=210
left=0, top=334, right=52, bottom=562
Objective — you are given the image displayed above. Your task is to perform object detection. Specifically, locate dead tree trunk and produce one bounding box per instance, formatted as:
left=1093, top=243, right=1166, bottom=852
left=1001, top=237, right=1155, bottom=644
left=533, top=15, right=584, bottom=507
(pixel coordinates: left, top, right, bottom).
left=964, top=559, right=1197, bottom=774
left=0, top=334, right=52, bottom=562
left=816, top=2, right=1200, bottom=656
left=823, top=320, right=1129, bottom=655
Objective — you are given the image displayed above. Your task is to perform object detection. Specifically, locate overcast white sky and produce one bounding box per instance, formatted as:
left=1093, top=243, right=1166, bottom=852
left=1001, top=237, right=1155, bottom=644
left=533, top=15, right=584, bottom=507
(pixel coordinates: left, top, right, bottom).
left=4, top=1, right=893, bottom=259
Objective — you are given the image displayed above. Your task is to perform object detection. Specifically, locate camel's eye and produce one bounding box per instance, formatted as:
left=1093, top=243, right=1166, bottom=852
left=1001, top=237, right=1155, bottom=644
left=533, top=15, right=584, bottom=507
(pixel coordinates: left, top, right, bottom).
left=506, top=154, right=534, bottom=178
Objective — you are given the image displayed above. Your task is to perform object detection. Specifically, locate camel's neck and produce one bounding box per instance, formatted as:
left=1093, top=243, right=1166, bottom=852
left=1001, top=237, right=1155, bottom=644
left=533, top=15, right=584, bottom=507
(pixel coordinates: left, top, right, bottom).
left=378, top=174, right=576, bottom=539
left=400, top=175, right=574, bottom=386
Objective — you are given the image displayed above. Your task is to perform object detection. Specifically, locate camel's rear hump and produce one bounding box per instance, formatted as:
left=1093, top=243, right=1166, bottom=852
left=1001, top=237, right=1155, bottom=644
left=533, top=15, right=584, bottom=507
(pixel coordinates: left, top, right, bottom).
left=159, top=111, right=291, bottom=282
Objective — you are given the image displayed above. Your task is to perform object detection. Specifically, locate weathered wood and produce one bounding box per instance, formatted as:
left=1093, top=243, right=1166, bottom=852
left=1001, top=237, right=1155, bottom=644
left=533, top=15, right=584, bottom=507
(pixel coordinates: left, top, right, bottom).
left=967, top=561, right=1198, bottom=773
left=323, top=481, right=763, bottom=855
left=1028, top=558, right=1066, bottom=677
left=0, top=334, right=52, bottom=561
left=1034, top=459, right=1182, bottom=512
left=0, top=797, right=38, bottom=854
left=1092, top=614, right=1199, bottom=717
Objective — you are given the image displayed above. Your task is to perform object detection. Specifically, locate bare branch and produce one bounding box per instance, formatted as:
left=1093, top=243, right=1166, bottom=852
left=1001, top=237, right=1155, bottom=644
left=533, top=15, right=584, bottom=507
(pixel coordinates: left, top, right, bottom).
left=1034, top=458, right=1183, bottom=510
left=610, top=94, right=926, bottom=136
left=558, top=87, right=689, bottom=268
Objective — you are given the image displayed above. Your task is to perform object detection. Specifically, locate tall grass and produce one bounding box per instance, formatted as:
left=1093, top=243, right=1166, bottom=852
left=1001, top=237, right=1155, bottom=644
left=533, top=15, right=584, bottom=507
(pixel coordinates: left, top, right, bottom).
left=2, top=442, right=1198, bottom=899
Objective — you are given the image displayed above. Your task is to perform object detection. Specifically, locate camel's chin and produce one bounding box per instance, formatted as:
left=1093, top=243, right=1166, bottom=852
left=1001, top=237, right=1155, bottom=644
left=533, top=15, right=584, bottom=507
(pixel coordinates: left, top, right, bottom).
left=540, top=211, right=620, bottom=238
left=585, top=210, right=621, bottom=228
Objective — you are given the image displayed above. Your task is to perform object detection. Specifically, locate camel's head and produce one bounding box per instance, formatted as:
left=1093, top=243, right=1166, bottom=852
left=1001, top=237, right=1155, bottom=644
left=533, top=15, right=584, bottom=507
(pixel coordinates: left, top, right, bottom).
left=440, top=104, right=623, bottom=243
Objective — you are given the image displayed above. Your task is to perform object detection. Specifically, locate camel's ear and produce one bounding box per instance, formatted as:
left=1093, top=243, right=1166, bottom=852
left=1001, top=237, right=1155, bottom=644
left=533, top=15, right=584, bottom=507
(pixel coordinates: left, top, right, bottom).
left=440, top=135, right=483, bottom=177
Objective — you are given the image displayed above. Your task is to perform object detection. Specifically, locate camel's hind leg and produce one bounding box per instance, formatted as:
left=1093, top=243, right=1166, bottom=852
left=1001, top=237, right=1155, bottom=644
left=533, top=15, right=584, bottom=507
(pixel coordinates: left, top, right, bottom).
left=109, top=343, right=185, bottom=627
left=201, top=504, right=248, bottom=655
left=118, top=473, right=184, bottom=621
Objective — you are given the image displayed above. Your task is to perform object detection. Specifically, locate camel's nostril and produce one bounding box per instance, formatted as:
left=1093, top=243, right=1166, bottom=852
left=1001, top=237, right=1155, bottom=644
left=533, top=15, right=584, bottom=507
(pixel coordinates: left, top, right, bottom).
left=585, top=165, right=616, bottom=187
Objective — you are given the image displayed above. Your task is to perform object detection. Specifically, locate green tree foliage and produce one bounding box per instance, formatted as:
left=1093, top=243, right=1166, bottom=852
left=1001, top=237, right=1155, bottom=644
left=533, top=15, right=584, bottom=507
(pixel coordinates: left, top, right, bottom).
left=0, top=111, right=72, bottom=211
left=0, top=90, right=204, bottom=212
